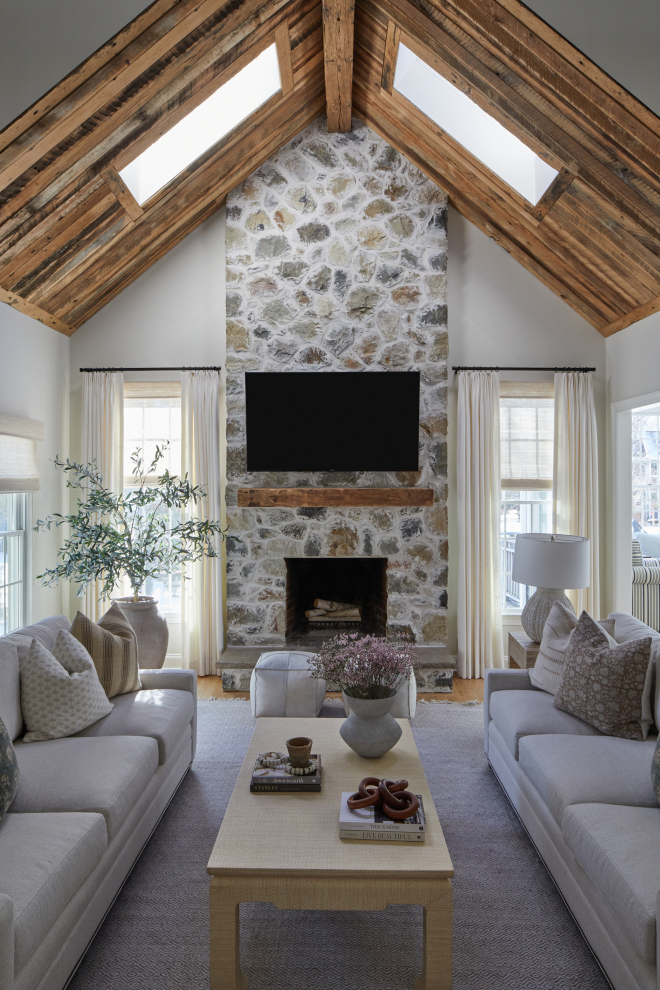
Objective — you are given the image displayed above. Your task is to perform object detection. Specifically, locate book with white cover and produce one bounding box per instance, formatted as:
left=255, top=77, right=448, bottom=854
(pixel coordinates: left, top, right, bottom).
left=339, top=792, right=426, bottom=834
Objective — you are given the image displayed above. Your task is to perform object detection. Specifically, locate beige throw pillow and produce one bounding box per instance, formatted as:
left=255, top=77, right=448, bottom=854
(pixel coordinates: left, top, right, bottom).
left=553, top=612, right=653, bottom=740
left=20, top=631, right=114, bottom=742
left=70, top=603, right=141, bottom=699
left=530, top=601, right=615, bottom=695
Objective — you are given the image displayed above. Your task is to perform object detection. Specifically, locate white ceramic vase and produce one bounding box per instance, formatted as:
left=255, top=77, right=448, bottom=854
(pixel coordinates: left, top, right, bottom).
left=114, top=596, right=169, bottom=669
left=339, top=693, right=403, bottom=758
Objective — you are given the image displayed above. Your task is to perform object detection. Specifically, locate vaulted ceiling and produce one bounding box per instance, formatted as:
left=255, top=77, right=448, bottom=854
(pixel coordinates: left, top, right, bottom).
left=0, top=0, right=659, bottom=336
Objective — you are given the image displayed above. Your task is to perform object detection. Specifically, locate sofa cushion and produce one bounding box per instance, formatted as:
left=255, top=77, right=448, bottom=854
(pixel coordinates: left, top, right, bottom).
left=0, top=811, right=107, bottom=972
left=562, top=803, right=660, bottom=965
left=20, top=632, right=114, bottom=743
left=74, top=688, right=194, bottom=765
left=519, top=734, right=658, bottom=827
left=11, top=736, right=158, bottom=840
left=0, top=639, right=22, bottom=741
left=70, top=604, right=141, bottom=699
left=3, top=616, right=71, bottom=661
left=489, top=688, right=602, bottom=760
left=553, top=611, right=653, bottom=740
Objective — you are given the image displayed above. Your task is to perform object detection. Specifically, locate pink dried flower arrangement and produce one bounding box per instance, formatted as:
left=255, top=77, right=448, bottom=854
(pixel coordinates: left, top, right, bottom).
left=308, top=633, right=419, bottom=700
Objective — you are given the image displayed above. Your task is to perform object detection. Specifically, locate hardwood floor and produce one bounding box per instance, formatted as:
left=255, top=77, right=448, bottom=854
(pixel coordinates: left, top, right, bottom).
left=197, top=674, right=484, bottom=703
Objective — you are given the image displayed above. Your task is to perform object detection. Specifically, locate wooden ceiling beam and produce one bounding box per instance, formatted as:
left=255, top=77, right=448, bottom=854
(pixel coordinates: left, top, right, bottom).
left=323, top=0, right=355, bottom=131
left=101, top=168, right=144, bottom=221
left=0, top=286, right=73, bottom=335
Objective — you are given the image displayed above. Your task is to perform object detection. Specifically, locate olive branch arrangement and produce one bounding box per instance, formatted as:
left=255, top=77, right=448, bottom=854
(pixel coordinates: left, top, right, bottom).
left=36, top=444, right=237, bottom=601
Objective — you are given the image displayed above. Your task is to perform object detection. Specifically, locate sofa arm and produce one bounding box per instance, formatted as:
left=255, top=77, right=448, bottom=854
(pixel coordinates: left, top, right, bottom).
left=484, top=668, right=536, bottom=756
left=139, top=669, right=197, bottom=759
left=633, top=566, right=660, bottom=585
left=0, top=894, right=13, bottom=990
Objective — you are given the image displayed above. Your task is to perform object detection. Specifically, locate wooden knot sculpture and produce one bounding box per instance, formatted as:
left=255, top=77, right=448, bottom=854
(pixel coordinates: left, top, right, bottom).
left=346, top=777, right=420, bottom=820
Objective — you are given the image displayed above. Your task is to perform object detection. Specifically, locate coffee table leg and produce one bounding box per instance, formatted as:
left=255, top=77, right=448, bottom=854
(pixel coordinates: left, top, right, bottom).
left=415, top=879, right=452, bottom=990
left=210, top=878, right=247, bottom=990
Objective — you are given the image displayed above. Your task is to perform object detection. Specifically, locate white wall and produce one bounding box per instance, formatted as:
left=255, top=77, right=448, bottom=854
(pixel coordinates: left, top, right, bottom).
left=0, top=303, right=70, bottom=621
left=69, top=208, right=226, bottom=438
left=446, top=208, right=607, bottom=655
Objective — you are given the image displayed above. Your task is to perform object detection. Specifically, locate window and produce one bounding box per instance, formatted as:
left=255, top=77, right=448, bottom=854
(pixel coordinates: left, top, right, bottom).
left=120, top=44, right=282, bottom=205
left=632, top=404, right=660, bottom=533
left=123, top=383, right=182, bottom=615
left=0, top=492, right=28, bottom=634
left=500, top=384, right=554, bottom=611
left=393, top=43, right=558, bottom=205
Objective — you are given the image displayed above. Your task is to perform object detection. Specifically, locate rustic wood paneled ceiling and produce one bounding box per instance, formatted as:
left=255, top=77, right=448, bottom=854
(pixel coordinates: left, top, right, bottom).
left=0, top=0, right=659, bottom=336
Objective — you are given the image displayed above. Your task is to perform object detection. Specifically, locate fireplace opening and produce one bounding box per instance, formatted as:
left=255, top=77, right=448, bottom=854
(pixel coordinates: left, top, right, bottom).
left=285, top=557, right=387, bottom=646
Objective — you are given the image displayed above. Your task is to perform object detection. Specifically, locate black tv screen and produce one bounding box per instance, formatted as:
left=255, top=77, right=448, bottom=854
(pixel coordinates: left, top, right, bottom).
left=245, top=371, right=420, bottom=472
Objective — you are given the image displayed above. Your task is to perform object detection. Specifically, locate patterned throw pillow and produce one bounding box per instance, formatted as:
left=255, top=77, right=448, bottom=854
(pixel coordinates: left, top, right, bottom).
left=19, top=630, right=114, bottom=743
left=530, top=601, right=616, bottom=695
left=0, top=714, right=19, bottom=820
left=553, top=612, right=652, bottom=740
left=70, top=602, right=141, bottom=698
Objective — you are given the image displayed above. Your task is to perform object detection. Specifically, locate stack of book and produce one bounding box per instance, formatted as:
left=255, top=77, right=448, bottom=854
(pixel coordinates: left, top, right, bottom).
left=338, top=792, right=426, bottom=841
left=250, top=756, right=322, bottom=793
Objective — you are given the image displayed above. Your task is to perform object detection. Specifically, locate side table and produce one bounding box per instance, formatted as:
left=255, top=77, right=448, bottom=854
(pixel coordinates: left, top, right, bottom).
left=508, top=631, right=540, bottom=669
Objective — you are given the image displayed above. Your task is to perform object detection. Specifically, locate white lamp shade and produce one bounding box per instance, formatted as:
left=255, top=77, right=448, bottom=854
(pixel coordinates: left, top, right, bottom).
left=512, top=533, right=590, bottom=589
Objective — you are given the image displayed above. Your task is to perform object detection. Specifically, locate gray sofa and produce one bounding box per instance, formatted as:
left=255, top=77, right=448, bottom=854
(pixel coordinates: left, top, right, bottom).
left=0, top=615, right=197, bottom=990
left=485, top=610, right=660, bottom=990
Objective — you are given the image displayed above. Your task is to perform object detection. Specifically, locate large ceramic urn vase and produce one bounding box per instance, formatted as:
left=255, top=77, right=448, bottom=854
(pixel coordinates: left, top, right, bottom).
left=114, top=596, right=169, bottom=669
left=339, top=693, right=402, bottom=758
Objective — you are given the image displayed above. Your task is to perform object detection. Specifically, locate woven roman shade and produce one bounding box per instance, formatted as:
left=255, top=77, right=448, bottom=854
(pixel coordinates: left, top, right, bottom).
left=0, top=414, right=44, bottom=492
left=500, top=386, right=553, bottom=490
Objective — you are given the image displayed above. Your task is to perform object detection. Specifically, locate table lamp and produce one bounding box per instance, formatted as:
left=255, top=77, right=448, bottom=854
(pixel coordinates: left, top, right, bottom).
left=512, top=533, right=591, bottom=643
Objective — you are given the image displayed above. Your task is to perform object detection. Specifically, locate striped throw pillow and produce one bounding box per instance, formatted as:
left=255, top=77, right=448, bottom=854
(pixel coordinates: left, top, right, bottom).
left=70, top=603, right=141, bottom=698
left=530, top=601, right=616, bottom=696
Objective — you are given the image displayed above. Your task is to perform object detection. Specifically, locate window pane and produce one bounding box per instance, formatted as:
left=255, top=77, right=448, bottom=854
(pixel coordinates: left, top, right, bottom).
left=393, top=43, right=558, bottom=205
left=501, top=490, right=553, bottom=611
left=0, top=493, right=26, bottom=634
left=122, top=393, right=182, bottom=617
left=632, top=409, right=660, bottom=533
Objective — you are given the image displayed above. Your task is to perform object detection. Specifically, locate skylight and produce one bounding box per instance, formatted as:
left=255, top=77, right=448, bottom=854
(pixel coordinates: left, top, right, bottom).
left=120, top=44, right=282, bottom=205
left=393, top=44, right=558, bottom=206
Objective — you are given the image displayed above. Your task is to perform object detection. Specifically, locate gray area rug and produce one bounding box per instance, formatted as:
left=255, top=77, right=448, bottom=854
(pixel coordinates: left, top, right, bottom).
left=69, top=699, right=609, bottom=990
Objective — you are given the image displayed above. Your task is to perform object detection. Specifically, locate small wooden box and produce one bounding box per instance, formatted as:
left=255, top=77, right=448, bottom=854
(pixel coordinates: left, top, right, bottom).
left=508, top=631, right=540, bottom=669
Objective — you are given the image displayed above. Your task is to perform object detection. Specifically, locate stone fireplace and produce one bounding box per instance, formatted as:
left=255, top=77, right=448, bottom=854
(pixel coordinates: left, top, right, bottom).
left=285, top=557, right=388, bottom=645
left=224, top=117, right=449, bottom=659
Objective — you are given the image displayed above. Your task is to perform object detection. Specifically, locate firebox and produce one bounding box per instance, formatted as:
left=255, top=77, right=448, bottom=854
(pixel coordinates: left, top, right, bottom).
left=285, top=557, right=388, bottom=645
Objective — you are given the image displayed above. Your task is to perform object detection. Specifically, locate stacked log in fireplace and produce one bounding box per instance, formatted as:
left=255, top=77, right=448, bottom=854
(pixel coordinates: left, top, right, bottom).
left=305, top=599, right=362, bottom=625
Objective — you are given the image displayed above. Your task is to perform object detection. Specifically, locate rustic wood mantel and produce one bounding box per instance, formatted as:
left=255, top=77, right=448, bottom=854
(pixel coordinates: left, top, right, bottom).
left=237, top=487, right=434, bottom=507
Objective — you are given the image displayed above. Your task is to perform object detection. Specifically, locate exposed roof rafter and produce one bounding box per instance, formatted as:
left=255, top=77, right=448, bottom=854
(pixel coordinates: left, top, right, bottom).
left=0, top=0, right=658, bottom=336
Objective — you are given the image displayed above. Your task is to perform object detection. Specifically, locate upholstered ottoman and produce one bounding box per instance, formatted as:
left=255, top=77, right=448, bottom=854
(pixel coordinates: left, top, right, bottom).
left=250, top=651, right=326, bottom=717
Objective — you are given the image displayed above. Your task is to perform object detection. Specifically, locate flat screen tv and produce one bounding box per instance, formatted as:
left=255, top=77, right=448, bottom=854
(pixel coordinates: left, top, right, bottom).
left=245, top=371, right=420, bottom=472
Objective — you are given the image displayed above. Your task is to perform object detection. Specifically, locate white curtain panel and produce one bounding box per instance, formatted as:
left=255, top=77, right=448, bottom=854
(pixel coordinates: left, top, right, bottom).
left=181, top=370, right=223, bottom=676
left=457, top=371, right=505, bottom=678
left=81, top=371, right=124, bottom=621
left=553, top=372, right=600, bottom=617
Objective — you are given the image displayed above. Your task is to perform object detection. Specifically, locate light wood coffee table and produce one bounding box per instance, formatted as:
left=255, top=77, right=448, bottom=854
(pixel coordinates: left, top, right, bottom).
left=207, top=717, right=453, bottom=989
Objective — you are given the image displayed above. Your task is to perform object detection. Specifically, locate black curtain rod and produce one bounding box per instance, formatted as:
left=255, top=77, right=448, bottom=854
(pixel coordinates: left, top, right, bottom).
left=452, top=365, right=595, bottom=373
left=80, top=366, right=221, bottom=372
